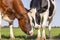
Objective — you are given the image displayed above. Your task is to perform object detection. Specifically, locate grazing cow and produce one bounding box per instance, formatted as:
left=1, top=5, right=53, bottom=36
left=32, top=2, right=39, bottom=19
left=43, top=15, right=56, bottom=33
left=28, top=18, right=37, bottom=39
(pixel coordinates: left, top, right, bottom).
left=0, top=0, right=32, bottom=39
left=28, top=0, right=56, bottom=40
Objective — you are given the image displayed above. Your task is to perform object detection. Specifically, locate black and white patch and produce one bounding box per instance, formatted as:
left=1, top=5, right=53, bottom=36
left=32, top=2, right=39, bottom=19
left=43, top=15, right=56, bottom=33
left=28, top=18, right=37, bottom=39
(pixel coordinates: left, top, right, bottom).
left=30, top=0, right=48, bottom=13
left=49, top=0, right=54, bottom=16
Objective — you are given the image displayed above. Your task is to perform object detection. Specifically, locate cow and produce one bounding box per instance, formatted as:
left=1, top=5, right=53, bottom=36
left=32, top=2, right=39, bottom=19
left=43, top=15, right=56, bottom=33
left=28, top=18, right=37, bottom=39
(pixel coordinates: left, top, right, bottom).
left=0, top=0, right=32, bottom=39
left=28, top=0, right=56, bottom=40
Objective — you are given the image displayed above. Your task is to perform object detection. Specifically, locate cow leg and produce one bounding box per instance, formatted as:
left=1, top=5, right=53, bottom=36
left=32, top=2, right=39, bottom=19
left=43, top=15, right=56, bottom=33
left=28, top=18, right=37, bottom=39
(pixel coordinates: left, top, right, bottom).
left=28, top=12, right=34, bottom=36
left=42, top=18, right=47, bottom=40
left=42, top=11, right=49, bottom=40
left=30, top=8, right=39, bottom=29
left=0, top=11, right=2, bottom=39
left=9, top=21, right=15, bottom=38
left=36, top=26, right=41, bottom=40
left=48, top=17, right=53, bottom=39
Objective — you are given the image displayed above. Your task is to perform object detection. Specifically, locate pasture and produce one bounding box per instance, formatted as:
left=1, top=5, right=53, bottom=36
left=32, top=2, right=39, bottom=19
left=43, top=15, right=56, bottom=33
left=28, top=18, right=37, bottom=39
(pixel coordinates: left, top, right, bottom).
left=1, top=27, right=60, bottom=40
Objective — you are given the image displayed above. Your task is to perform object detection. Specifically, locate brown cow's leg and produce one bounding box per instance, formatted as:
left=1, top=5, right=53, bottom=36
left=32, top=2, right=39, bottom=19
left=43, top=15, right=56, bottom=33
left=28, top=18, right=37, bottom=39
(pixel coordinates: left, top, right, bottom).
left=9, top=22, right=15, bottom=38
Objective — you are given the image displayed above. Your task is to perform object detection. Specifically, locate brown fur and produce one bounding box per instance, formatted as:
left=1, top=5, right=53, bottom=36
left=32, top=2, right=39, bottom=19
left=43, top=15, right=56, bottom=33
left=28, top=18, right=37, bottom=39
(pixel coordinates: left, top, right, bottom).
left=0, top=0, right=31, bottom=35
left=13, top=0, right=31, bottom=35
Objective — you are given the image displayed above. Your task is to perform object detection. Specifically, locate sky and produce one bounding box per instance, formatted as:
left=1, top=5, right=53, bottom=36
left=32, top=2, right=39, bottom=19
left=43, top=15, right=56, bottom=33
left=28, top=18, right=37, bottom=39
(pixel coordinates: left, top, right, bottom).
left=2, top=0, right=60, bottom=27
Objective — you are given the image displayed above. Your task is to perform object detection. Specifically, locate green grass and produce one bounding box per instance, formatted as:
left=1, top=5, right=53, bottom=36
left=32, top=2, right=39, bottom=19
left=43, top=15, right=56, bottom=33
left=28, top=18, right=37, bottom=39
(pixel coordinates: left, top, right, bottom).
left=1, top=27, right=60, bottom=40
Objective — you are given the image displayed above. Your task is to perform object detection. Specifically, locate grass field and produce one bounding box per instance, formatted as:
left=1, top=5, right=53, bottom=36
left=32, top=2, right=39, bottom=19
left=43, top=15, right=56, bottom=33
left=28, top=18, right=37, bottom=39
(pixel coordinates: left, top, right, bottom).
left=1, top=27, right=60, bottom=40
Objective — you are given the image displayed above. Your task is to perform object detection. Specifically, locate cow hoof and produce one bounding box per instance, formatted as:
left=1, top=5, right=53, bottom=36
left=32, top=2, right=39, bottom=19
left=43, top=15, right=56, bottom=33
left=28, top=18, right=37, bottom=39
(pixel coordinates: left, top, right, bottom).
left=36, top=37, right=41, bottom=40
left=42, top=37, right=46, bottom=40
left=10, top=36, right=15, bottom=39
left=29, top=31, right=34, bottom=36
left=10, top=38, right=15, bottom=40
left=34, top=26, right=39, bottom=29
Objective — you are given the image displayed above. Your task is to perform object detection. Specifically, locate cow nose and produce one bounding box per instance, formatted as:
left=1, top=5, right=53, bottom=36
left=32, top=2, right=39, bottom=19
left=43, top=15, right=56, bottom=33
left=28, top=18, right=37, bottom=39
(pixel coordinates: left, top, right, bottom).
left=29, top=31, right=34, bottom=36
left=25, top=30, right=33, bottom=36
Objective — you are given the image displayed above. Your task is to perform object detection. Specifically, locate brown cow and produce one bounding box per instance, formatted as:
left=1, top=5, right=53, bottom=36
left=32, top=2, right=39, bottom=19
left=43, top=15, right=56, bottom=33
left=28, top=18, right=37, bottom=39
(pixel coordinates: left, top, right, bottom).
left=0, top=0, right=32, bottom=38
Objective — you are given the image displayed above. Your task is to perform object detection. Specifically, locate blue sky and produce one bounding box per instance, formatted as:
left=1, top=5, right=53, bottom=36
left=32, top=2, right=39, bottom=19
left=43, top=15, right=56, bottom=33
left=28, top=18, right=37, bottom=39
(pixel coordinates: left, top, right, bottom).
left=2, top=0, right=60, bottom=27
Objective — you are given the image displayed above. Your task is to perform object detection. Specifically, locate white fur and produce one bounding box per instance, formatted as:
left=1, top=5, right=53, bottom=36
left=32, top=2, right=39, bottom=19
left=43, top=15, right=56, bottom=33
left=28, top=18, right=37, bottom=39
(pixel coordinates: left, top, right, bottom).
left=10, top=24, right=14, bottom=38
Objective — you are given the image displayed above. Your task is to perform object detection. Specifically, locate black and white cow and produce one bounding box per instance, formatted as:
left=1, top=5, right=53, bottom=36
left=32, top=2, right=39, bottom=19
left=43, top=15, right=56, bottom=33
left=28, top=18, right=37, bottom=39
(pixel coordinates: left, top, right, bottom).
left=28, top=0, right=56, bottom=40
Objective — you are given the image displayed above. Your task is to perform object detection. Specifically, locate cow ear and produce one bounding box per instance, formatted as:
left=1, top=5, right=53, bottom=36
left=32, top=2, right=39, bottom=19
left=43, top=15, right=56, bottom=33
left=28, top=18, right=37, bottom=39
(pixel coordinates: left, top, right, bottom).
left=25, top=8, right=30, bottom=12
